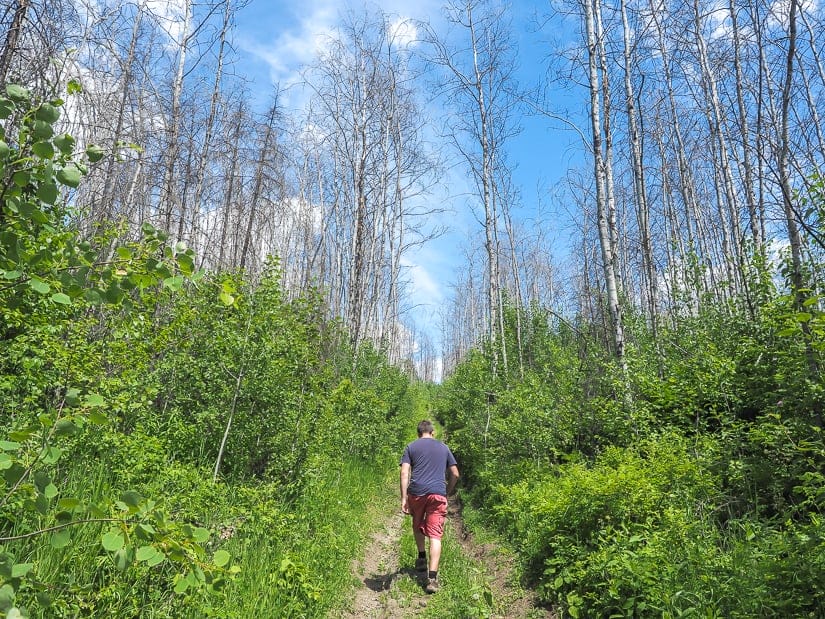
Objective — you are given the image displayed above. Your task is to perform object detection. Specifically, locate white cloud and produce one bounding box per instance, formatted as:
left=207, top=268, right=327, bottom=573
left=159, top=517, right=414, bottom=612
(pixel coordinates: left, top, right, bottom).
left=143, top=0, right=189, bottom=43
left=768, top=0, right=818, bottom=29
left=236, top=2, right=338, bottom=91
left=402, top=257, right=443, bottom=304
left=388, top=17, right=419, bottom=47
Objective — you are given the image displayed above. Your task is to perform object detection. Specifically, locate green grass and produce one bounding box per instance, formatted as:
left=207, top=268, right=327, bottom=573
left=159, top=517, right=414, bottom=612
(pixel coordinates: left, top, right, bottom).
left=216, top=457, right=398, bottom=618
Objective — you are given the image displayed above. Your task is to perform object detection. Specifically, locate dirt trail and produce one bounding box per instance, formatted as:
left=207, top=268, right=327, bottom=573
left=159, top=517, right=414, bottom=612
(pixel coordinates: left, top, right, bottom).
left=334, top=496, right=554, bottom=618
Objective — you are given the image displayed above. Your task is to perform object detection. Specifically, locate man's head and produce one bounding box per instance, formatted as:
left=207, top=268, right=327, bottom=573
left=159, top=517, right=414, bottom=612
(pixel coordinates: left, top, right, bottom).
left=417, top=420, right=435, bottom=437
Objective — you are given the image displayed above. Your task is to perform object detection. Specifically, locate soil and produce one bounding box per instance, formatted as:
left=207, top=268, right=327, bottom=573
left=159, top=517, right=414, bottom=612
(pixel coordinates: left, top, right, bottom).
left=334, top=495, right=555, bottom=618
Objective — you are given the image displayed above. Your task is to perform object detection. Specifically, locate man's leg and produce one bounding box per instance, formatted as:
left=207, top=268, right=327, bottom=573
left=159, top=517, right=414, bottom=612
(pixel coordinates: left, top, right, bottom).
left=428, top=537, right=442, bottom=572
left=413, top=526, right=426, bottom=554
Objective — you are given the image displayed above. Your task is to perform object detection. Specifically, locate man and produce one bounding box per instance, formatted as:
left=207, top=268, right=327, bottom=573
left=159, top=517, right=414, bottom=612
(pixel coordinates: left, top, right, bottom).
left=400, top=420, right=460, bottom=594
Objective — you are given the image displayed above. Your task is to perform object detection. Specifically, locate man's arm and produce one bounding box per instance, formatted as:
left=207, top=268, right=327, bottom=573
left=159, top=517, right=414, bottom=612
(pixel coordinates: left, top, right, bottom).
left=446, top=464, right=460, bottom=496
left=400, top=462, right=411, bottom=513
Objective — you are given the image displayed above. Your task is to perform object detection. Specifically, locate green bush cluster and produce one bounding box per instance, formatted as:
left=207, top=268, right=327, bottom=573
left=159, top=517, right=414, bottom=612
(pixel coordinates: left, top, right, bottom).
left=0, top=84, right=416, bottom=617
left=437, top=296, right=825, bottom=617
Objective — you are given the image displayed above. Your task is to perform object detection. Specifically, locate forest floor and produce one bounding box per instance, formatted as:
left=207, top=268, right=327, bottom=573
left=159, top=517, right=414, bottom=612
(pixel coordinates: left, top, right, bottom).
left=331, top=478, right=555, bottom=618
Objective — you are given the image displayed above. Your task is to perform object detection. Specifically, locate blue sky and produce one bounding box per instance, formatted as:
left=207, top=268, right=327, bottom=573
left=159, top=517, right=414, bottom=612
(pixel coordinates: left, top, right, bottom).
left=232, top=0, right=586, bottom=346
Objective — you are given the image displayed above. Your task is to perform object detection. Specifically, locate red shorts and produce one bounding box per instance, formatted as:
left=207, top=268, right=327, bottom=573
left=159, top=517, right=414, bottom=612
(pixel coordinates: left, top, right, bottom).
left=408, top=494, right=448, bottom=539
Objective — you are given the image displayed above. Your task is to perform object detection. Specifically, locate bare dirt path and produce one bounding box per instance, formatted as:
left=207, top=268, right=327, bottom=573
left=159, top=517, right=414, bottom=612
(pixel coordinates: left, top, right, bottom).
left=333, top=494, right=554, bottom=618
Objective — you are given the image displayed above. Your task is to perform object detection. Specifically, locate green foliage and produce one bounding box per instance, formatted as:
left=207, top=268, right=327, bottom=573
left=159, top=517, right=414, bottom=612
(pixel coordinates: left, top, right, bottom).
left=0, top=82, right=419, bottom=617
left=0, top=85, right=240, bottom=617
left=436, top=244, right=825, bottom=617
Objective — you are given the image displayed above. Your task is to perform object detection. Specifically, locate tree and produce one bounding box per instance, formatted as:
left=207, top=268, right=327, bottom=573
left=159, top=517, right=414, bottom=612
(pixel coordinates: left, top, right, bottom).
left=425, top=0, right=521, bottom=376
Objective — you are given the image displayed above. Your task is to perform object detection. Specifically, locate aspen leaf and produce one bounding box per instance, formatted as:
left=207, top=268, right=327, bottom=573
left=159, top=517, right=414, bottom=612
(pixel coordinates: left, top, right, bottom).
left=101, top=529, right=124, bottom=552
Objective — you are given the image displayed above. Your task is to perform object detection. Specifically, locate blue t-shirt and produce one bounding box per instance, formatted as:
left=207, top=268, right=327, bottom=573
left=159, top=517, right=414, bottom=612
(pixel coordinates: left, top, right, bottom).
left=400, top=438, right=457, bottom=497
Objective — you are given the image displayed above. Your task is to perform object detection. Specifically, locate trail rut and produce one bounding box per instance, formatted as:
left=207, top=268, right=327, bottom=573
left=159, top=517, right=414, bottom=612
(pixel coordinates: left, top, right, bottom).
left=333, top=496, right=554, bottom=618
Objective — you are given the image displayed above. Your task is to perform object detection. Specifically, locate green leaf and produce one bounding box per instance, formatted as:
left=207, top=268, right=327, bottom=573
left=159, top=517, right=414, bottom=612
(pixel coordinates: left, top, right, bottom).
left=88, top=410, right=108, bottom=424
left=86, top=144, right=104, bottom=162
left=40, top=445, right=62, bottom=464
left=12, top=171, right=29, bottom=187
left=146, top=551, right=165, bottom=567
left=4, top=464, right=25, bottom=485
left=192, top=527, right=210, bottom=543
left=219, top=291, right=235, bottom=306
left=174, top=574, right=190, bottom=594
left=5, top=84, right=29, bottom=101
left=51, top=292, right=71, bottom=305
left=7, top=608, right=23, bottom=619
left=36, top=182, right=59, bottom=204
left=65, top=388, right=80, bottom=405
left=34, top=103, right=60, bottom=123
left=113, top=548, right=130, bottom=571
left=35, top=591, right=52, bottom=606
left=44, top=483, right=59, bottom=499
left=35, top=493, right=49, bottom=514
left=0, top=441, right=20, bottom=452
left=136, top=545, right=157, bottom=562
left=67, top=79, right=82, bottom=94
left=53, top=133, right=75, bottom=155
left=58, top=497, right=80, bottom=510
left=29, top=278, right=50, bottom=294
left=101, top=529, right=125, bottom=552
left=11, top=563, right=33, bottom=578
left=84, top=289, right=103, bottom=304
left=121, top=490, right=143, bottom=508
left=2, top=270, right=21, bottom=280
left=55, top=419, right=76, bottom=435
left=0, top=99, right=13, bottom=119
left=163, top=275, right=184, bottom=291
left=31, top=141, right=54, bottom=159
left=213, top=549, right=230, bottom=567
left=83, top=393, right=106, bottom=407
left=56, top=163, right=82, bottom=188
left=50, top=529, right=71, bottom=549
left=32, top=120, right=54, bottom=140
left=0, top=583, right=14, bottom=607
left=34, top=470, right=50, bottom=492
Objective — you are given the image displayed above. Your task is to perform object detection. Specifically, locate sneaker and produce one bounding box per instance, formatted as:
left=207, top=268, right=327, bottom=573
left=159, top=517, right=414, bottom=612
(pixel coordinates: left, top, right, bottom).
left=415, top=556, right=427, bottom=572
left=425, top=577, right=440, bottom=594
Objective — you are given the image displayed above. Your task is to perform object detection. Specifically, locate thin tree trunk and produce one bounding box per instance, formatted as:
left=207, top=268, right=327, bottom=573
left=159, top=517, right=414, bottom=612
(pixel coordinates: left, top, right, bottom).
left=585, top=0, right=625, bottom=365
left=777, top=0, right=822, bottom=427
left=240, top=102, right=279, bottom=271
left=729, top=0, right=761, bottom=248
left=620, top=0, right=656, bottom=330
left=187, top=1, right=232, bottom=250
left=0, top=0, right=29, bottom=85
left=162, top=0, right=192, bottom=234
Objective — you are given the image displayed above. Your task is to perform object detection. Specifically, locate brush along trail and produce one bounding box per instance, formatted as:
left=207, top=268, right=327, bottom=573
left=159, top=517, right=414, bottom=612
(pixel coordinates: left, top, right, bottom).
left=332, top=481, right=554, bottom=618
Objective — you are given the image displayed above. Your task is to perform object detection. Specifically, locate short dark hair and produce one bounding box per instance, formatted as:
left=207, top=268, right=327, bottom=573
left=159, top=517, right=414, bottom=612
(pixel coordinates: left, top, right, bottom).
left=417, top=420, right=435, bottom=436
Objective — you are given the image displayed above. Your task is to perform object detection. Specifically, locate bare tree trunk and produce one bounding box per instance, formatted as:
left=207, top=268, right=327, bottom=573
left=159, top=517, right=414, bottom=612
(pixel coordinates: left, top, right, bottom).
left=217, top=104, right=243, bottom=270
left=779, top=0, right=804, bottom=295
left=187, top=1, right=232, bottom=251
left=650, top=0, right=706, bottom=302
left=0, top=0, right=29, bottom=85
left=99, top=6, right=143, bottom=222
left=782, top=0, right=822, bottom=427
left=692, top=0, right=742, bottom=298
left=584, top=0, right=625, bottom=365
left=620, top=0, right=656, bottom=330
left=729, top=0, right=761, bottom=248
left=162, top=0, right=192, bottom=234
left=240, top=101, right=279, bottom=271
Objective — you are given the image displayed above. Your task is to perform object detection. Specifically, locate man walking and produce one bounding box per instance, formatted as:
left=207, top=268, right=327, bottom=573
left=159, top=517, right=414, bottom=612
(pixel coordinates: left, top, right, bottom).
left=400, top=420, right=460, bottom=594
